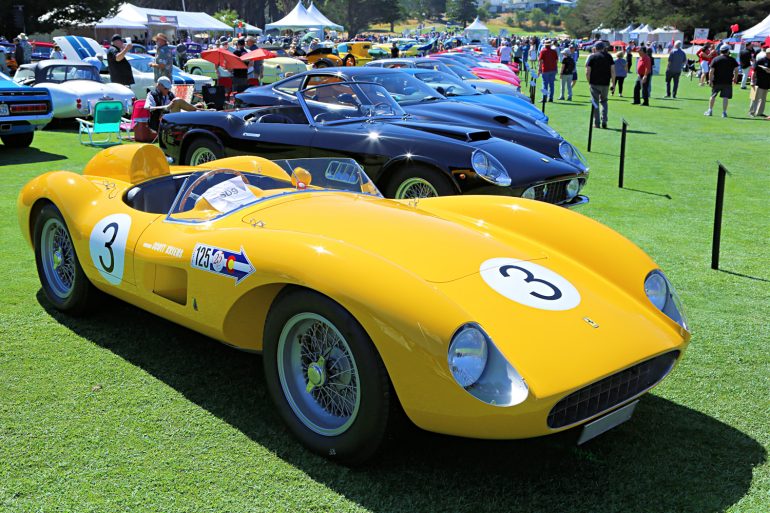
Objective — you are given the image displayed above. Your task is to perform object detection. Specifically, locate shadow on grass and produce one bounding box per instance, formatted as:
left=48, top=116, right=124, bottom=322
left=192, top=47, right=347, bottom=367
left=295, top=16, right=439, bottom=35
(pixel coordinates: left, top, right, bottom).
left=0, top=146, right=68, bottom=165
left=621, top=187, right=673, bottom=199
left=37, top=291, right=765, bottom=513
left=718, top=269, right=770, bottom=283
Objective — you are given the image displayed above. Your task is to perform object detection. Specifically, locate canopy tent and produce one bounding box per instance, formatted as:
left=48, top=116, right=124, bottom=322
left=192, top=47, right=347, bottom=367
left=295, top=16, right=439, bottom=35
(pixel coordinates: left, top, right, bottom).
left=464, top=17, right=490, bottom=43
left=737, top=13, right=770, bottom=40
left=647, top=26, right=684, bottom=44
left=240, top=22, right=263, bottom=34
left=265, top=2, right=326, bottom=33
left=307, top=2, right=344, bottom=31
left=618, top=23, right=636, bottom=43
left=95, top=3, right=233, bottom=33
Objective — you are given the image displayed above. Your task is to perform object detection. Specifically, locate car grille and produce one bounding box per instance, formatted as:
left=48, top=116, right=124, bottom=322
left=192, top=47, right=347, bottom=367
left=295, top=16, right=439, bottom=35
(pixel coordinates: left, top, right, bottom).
left=547, top=351, right=680, bottom=429
left=528, top=178, right=577, bottom=205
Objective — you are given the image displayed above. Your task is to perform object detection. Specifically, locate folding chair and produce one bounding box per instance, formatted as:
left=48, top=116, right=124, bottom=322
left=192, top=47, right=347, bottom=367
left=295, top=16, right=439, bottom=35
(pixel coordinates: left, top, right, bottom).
left=202, top=85, right=226, bottom=110
left=77, top=100, right=129, bottom=147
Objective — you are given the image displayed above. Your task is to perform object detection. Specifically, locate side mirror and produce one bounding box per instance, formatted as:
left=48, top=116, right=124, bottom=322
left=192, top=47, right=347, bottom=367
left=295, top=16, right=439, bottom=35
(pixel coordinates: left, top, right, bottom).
left=291, top=166, right=312, bottom=189
left=436, top=86, right=446, bottom=95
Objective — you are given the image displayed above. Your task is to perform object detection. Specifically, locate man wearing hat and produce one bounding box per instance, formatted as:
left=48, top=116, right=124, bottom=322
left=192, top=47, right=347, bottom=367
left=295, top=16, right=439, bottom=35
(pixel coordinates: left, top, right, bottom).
left=705, top=44, right=739, bottom=117
left=150, top=33, right=173, bottom=81
left=145, top=76, right=199, bottom=131
left=107, top=34, right=135, bottom=87
left=232, top=38, right=249, bottom=92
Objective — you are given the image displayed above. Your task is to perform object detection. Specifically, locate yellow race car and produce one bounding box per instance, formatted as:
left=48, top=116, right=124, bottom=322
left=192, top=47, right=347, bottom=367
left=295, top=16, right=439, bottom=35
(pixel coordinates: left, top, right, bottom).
left=18, top=144, right=691, bottom=464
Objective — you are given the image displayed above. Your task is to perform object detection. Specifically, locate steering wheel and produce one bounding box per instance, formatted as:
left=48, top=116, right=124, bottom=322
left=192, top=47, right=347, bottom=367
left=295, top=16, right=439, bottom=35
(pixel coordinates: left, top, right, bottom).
left=178, top=168, right=251, bottom=212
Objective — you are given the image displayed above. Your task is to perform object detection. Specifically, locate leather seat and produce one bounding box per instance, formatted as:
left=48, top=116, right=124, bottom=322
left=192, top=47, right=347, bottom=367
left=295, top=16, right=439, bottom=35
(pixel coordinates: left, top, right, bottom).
left=125, top=176, right=185, bottom=214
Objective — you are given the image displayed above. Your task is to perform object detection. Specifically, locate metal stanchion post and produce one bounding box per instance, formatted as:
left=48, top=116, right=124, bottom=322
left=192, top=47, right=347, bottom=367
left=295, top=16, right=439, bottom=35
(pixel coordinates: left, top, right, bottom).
left=587, top=105, right=595, bottom=152
left=541, top=95, right=546, bottom=113
left=618, top=118, right=628, bottom=188
left=711, top=163, right=730, bottom=270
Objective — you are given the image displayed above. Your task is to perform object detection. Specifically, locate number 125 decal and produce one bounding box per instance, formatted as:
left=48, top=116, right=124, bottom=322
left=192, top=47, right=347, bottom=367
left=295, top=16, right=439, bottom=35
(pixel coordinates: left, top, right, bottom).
left=89, top=214, right=131, bottom=285
left=480, top=258, right=580, bottom=311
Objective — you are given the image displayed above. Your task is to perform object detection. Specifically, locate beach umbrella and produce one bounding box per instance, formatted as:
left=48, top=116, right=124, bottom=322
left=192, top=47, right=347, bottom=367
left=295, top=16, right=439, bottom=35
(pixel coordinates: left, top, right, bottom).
left=201, top=47, right=247, bottom=69
left=240, top=48, right=278, bottom=61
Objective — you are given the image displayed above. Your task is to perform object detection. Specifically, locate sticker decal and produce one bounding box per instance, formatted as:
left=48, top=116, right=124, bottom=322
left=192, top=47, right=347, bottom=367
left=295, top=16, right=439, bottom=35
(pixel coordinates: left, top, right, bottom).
left=89, top=213, right=131, bottom=285
left=190, top=244, right=255, bottom=284
left=480, top=258, right=580, bottom=311
left=142, top=241, right=184, bottom=258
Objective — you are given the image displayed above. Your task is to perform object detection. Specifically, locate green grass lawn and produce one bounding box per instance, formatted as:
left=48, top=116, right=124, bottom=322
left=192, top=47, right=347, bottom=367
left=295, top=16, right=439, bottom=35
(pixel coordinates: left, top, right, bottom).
left=0, top=70, right=768, bottom=512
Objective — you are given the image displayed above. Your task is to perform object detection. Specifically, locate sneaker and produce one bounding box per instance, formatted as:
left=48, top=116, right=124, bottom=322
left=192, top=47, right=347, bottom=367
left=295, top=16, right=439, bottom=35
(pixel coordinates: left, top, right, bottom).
left=704, top=109, right=712, bottom=116
left=722, top=112, right=728, bottom=118
left=594, top=123, right=600, bottom=128
left=602, top=122, right=607, bottom=129
left=664, top=95, right=671, bottom=98
left=740, top=86, right=747, bottom=89
left=557, top=96, right=564, bottom=100
left=619, top=93, right=623, bottom=97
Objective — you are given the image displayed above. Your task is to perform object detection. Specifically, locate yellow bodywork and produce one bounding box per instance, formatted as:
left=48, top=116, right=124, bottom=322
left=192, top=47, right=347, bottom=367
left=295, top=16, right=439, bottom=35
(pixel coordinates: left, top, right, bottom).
left=18, top=145, right=690, bottom=439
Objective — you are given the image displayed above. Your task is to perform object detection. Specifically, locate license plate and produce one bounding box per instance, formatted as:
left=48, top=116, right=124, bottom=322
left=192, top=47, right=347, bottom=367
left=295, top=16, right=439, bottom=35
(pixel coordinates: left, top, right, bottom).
left=0, top=104, right=8, bottom=116
left=577, top=400, right=638, bottom=445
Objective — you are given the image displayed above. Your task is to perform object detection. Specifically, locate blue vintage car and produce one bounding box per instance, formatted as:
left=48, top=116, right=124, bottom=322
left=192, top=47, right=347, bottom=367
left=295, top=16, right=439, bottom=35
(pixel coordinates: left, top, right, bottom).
left=0, top=71, right=53, bottom=148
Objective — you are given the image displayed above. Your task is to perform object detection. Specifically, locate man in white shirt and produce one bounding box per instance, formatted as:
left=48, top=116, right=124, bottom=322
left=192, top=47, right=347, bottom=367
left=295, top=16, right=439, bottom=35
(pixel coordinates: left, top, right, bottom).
left=145, top=76, right=199, bottom=130
left=498, top=41, right=512, bottom=65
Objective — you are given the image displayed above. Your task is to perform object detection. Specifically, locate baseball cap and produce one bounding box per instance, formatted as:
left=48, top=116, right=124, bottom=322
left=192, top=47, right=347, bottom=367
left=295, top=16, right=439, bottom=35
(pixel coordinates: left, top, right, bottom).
left=719, top=44, right=730, bottom=53
left=595, top=41, right=606, bottom=50
left=112, top=34, right=123, bottom=42
left=157, top=76, right=172, bottom=89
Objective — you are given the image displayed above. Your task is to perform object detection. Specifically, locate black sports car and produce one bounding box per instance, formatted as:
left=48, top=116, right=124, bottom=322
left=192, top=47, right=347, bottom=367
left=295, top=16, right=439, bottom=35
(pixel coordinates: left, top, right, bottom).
left=234, top=67, right=588, bottom=173
left=160, top=81, right=587, bottom=205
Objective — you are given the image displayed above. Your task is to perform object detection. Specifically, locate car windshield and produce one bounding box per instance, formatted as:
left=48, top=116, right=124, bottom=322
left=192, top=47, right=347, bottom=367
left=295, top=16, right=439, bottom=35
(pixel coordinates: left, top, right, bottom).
left=411, top=70, right=480, bottom=97
left=0, top=71, right=10, bottom=81
left=167, top=158, right=381, bottom=223
left=297, top=81, right=406, bottom=125
left=350, top=73, right=444, bottom=105
left=445, top=63, right=476, bottom=80
left=43, top=64, right=100, bottom=83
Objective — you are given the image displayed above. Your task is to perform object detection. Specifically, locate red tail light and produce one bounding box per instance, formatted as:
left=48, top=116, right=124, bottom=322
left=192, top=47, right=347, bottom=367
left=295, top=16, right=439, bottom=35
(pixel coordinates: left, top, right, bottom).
left=10, top=103, right=48, bottom=114
left=76, top=98, right=82, bottom=109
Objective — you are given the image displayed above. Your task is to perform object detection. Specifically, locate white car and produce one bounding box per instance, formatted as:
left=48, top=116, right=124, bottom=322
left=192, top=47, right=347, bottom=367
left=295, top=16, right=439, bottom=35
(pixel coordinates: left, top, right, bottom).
left=54, top=36, right=213, bottom=99
left=13, top=60, right=135, bottom=119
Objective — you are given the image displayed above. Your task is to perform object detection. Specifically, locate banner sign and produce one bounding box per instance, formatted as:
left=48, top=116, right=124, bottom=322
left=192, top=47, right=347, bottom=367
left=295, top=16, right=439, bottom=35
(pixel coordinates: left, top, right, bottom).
left=693, top=28, right=709, bottom=41
left=147, top=14, right=178, bottom=26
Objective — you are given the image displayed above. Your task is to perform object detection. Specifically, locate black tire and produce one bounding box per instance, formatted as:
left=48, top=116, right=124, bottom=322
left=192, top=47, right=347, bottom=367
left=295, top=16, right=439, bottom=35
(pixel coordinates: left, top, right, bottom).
left=263, top=288, right=395, bottom=465
left=342, top=54, right=356, bottom=66
left=184, top=137, right=223, bottom=166
left=383, top=164, right=457, bottom=199
left=1, top=132, right=34, bottom=148
left=313, top=58, right=334, bottom=68
left=34, top=203, right=97, bottom=314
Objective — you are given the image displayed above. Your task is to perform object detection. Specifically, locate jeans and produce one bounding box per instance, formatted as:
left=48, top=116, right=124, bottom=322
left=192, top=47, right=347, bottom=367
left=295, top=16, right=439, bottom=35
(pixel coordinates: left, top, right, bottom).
left=666, top=71, right=681, bottom=97
left=559, top=74, right=572, bottom=99
left=634, top=76, right=650, bottom=104
left=590, top=85, right=609, bottom=125
left=741, top=67, right=750, bottom=88
left=541, top=71, right=557, bottom=100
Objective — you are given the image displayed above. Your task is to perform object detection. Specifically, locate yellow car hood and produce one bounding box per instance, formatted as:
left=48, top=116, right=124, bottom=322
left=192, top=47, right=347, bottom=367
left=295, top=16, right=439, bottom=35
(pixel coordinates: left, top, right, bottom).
left=241, top=193, right=546, bottom=282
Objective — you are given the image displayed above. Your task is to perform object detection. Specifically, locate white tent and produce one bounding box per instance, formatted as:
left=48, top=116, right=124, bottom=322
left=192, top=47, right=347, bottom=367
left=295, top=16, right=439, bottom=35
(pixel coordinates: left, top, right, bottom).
left=307, top=2, right=344, bottom=31
left=649, top=27, right=684, bottom=44
left=240, top=22, right=263, bottom=34
left=464, top=17, right=490, bottom=43
left=265, top=2, right=325, bottom=32
left=95, top=3, right=233, bottom=33
left=738, top=13, right=770, bottom=40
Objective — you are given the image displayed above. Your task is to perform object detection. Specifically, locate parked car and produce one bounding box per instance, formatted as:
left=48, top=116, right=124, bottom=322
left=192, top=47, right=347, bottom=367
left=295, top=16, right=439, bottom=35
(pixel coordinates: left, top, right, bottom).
left=12, top=60, right=134, bottom=119
left=367, top=59, right=545, bottom=122
left=185, top=55, right=308, bottom=85
left=53, top=36, right=213, bottom=98
left=334, top=41, right=376, bottom=66
left=0, top=70, right=53, bottom=147
left=31, top=42, right=55, bottom=61
left=161, top=81, right=587, bottom=205
left=18, top=143, right=690, bottom=464
left=235, top=68, right=587, bottom=174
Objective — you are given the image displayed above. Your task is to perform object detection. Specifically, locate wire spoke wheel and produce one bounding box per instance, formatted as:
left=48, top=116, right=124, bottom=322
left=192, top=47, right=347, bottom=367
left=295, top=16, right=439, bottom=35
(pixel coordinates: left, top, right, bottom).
left=189, top=147, right=218, bottom=166
left=40, top=217, right=75, bottom=300
left=277, top=313, right=361, bottom=436
left=395, top=177, right=439, bottom=199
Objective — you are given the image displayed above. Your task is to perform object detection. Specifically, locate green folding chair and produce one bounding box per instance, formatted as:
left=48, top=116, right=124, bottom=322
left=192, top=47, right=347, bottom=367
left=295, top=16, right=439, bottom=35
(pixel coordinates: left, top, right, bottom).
left=77, top=100, right=130, bottom=147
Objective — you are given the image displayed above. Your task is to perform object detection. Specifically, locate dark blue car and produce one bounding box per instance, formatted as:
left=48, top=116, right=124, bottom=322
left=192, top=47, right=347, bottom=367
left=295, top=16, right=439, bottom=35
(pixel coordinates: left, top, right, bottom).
left=0, top=71, right=53, bottom=148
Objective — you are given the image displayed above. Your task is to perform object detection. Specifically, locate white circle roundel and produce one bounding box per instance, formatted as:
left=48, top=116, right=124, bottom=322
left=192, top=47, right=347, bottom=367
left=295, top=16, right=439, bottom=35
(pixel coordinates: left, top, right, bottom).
left=480, top=258, right=580, bottom=311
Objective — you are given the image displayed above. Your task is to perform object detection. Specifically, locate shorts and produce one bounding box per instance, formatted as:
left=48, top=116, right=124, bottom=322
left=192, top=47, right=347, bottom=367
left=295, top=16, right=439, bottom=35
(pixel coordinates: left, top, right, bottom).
left=711, top=84, right=733, bottom=99
left=700, top=61, right=709, bottom=74
left=572, top=71, right=577, bottom=81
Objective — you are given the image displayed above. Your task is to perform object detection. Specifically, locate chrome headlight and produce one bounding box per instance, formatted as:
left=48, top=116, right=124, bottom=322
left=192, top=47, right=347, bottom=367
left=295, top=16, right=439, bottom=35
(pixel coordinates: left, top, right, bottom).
left=448, top=323, right=528, bottom=406
left=644, top=270, right=688, bottom=331
left=535, top=119, right=560, bottom=138
left=559, top=141, right=588, bottom=170
left=471, top=150, right=511, bottom=186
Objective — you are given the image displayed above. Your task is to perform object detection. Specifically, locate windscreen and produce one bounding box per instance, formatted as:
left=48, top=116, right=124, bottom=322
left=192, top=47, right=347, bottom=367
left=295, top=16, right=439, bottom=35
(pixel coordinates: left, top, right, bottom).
left=297, top=81, right=406, bottom=124
left=350, top=73, right=445, bottom=105
left=412, top=70, right=480, bottom=97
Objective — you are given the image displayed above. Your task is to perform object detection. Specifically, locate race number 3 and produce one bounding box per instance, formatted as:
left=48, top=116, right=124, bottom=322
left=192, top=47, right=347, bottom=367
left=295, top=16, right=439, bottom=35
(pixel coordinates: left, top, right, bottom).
left=89, top=214, right=131, bottom=285
left=480, top=258, right=580, bottom=311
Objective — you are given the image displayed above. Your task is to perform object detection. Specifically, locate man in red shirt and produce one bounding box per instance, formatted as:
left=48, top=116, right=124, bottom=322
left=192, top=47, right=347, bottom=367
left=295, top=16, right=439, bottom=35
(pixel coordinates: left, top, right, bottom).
left=539, top=39, right=559, bottom=102
left=633, top=47, right=652, bottom=106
